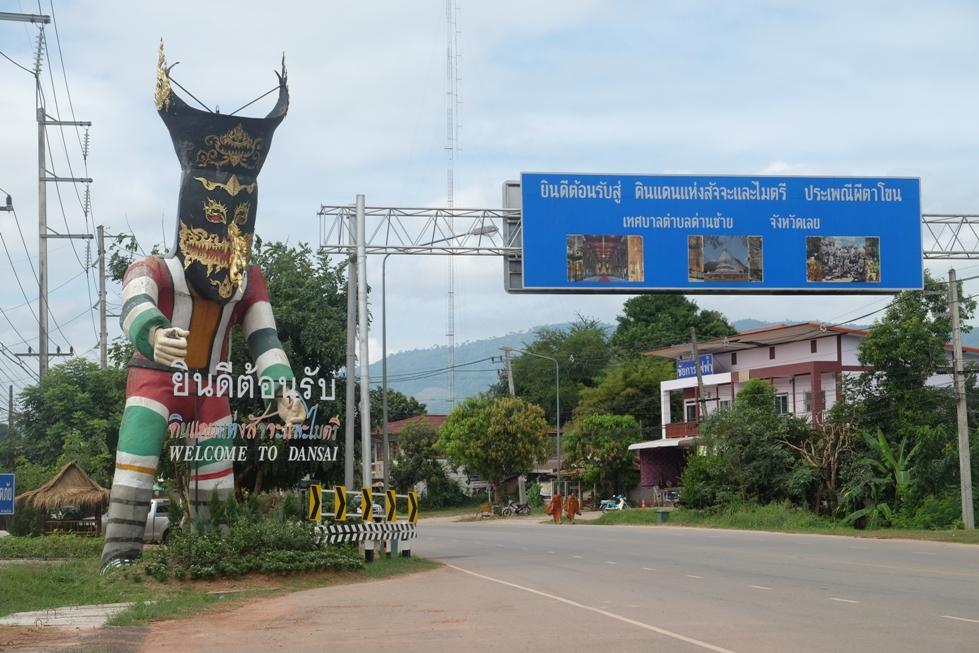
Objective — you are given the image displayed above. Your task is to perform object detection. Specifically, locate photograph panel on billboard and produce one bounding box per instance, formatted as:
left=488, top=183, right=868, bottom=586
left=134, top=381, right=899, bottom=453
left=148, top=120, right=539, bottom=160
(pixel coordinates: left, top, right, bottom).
left=518, top=173, right=922, bottom=293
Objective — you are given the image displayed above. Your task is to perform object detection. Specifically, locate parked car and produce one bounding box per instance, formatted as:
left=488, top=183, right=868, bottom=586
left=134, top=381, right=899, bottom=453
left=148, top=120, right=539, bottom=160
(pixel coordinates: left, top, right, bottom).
left=101, top=497, right=171, bottom=544
left=351, top=502, right=385, bottom=519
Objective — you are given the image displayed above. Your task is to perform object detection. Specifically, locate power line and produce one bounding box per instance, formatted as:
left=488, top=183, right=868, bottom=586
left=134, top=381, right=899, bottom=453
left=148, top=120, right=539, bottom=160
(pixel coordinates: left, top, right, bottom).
left=0, top=47, right=33, bottom=75
left=0, top=218, right=39, bottom=324
left=0, top=268, right=85, bottom=315
left=7, top=204, right=39, bottom=284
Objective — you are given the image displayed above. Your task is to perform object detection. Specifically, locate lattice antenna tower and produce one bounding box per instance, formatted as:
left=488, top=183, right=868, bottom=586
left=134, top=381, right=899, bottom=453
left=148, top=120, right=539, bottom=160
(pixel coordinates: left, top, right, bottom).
left=445, top=0, right=461, bottom=406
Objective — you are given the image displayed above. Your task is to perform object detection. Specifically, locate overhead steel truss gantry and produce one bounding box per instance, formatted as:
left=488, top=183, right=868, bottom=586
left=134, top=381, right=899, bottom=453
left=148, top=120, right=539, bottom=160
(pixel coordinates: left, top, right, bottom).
left=318, top=206, right=979, bottom=261
left=921, top=215, right=979, bottom=260
left=318, top=205, right=521, bottom=256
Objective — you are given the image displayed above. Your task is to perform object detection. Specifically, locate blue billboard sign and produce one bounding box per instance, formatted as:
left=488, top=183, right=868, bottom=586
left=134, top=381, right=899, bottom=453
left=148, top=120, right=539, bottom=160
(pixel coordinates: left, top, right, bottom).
left=518, top=173, right=922, bottom=293
left=0, top=474, right=14, bottom=516
left=677, top=354, right=714, bottom=378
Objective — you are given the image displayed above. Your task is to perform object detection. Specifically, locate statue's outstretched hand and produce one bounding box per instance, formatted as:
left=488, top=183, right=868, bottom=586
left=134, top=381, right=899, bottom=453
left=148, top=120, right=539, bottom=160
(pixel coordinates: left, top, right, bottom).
left=149, top=327, right=189, bottom=366
left=277, top=389, right=306, bottom=425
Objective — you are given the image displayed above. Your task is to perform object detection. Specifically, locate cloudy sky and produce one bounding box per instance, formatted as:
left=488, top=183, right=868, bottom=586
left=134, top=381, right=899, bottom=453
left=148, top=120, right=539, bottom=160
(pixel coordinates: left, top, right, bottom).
left=1, top=0, right=978, bottom=391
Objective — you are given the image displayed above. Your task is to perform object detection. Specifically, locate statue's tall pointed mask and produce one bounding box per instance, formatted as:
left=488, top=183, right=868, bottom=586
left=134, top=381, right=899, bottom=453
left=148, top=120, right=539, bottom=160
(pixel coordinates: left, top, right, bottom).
left=155, top=41, right=288, bottom=301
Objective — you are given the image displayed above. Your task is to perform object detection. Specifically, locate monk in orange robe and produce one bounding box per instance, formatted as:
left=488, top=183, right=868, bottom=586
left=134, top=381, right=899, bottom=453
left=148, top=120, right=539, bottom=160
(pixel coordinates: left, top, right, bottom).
left=565, top=493, right=580, bottom=523
left=547, top=490, right=563, bottom=524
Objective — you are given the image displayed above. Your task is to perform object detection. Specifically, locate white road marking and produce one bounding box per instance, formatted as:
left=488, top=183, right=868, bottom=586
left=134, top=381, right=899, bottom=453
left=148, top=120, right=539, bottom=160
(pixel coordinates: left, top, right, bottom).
left=829, top=597, right=859, bottom=604
left=942, top=615, right=979, bottom=624
left=642, top=567, right=656, bottom=571
left=548, top=550, right=556, bottom=554
left=687, top=574, right=704, bottom=579
left=605, top=561, right=617, bottom=565
left=446, top=564, right=738, bottom=653
left=749, top=585, right=772, bottom=591
left=572, top=555, right=583, bottom=559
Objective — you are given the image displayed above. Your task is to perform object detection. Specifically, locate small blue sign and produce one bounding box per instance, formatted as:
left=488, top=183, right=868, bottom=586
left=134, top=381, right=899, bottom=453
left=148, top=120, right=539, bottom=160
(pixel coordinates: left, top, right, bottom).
left=519, top=173, right=922, bottom=293
left=0, top=474, right=14, bottom=516
left=677, top=355, right=714, bottom=378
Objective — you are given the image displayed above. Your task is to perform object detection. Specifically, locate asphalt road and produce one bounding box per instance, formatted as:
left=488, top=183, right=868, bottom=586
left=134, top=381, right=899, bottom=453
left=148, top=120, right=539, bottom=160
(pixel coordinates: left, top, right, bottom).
left=418, top=518, right=979, bottom=653
left=135, top=519, right=979, bottom=653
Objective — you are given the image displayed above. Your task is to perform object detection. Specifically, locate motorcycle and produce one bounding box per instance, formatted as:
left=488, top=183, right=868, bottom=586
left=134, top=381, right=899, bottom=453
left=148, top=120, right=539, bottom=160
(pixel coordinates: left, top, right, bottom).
left=599, top=494, right=630, bottom=512
left=501, top=499, right=531, bottom=516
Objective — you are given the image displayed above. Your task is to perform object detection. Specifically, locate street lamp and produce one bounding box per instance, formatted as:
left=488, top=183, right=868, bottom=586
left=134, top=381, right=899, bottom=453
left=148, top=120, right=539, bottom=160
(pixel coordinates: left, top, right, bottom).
left=380, top=225, right=498, bottom=488
left=499, top=345, right=562, bottom=495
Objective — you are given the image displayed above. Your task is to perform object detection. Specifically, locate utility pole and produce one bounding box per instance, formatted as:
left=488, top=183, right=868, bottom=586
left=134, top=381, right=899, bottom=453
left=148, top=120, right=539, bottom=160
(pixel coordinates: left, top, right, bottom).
left=7, top=385, right=12, bottom=469
left=503, top=349, right=515, bottom=395
left=690, top=327, right=706, bottom=421
left=948, top=268, right=975, bottom=529
left=356, top=194, right=371, bottom=492
left=344, top=240, right=357, bottom=490
left=25, top=23, right=93, bottom=378
left=97, top=226, right=107, bottom=368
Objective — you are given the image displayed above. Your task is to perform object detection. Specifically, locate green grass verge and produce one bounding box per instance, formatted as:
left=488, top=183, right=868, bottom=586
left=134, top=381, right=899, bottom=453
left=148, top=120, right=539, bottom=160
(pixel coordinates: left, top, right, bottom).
left=0, top=559, right=163, bottom=617
left=588, top=503, right=979, bottom=544
left=0, top=535, right=104, bottom=560
left=360, top=555, right=439, bottom=579
left=107, top=591, right=222, bottom=627
left=0, top=554, right=441, bottom=625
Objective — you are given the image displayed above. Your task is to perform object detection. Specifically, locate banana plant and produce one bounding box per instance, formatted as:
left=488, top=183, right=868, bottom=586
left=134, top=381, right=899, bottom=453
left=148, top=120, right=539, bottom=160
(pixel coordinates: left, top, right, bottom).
left=842, top=429, right=920, bottom=528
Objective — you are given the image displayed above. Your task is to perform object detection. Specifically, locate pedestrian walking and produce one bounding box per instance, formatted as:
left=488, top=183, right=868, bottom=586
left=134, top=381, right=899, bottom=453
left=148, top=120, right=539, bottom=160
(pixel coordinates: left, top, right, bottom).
left=547, top=489, right=563, bottom=524
left=565, top=493, right=580, bottom=523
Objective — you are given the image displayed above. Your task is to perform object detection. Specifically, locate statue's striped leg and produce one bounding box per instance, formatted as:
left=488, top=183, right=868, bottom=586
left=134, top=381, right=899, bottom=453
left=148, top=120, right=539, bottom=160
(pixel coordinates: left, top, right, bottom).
left=187, top=400, right=235, bottom=523
left=100, top=392, right=170, bottom=570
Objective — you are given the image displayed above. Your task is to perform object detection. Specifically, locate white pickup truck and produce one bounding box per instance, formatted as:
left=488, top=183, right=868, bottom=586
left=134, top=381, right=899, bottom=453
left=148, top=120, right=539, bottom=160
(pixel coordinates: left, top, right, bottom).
left=102, top=498, right=171, bottom=544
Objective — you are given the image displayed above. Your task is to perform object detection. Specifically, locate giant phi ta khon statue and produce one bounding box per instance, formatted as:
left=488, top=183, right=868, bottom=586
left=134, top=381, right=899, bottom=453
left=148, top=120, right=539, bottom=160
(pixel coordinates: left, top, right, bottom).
left=100, top=42, right=305, bottom=572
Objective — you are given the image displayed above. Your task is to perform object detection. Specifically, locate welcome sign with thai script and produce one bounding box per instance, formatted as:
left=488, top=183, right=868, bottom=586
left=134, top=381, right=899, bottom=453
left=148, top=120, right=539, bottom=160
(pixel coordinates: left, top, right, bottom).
left=519, top=173, right=922, bottom=293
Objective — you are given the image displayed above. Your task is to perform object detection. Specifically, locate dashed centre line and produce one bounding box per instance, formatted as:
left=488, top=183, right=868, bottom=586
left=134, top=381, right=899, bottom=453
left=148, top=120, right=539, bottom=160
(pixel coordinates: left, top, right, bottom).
left=687, top=575, right=704, bottom=579
left=446, top=564, right=738, bottom=653
left=749, top=585, right=772, bottom=591
left=942, top=615, right=979, bottom=624
left=642, top=567, right=656, bottom=571
left=605, top=561, right=617, bottom=565
left=829, top=597, right=860, bottom=604
left=572, top=555, right=583, bottom=559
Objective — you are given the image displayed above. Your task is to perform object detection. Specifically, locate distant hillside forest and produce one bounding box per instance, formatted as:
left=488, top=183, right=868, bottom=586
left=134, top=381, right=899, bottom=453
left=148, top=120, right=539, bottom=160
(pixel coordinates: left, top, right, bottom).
left=372, top=316, right=979, bottom=413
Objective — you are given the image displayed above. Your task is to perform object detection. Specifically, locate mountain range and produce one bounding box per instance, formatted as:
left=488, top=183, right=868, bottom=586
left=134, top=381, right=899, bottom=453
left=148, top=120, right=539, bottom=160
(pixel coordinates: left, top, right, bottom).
left=369, top=318, right=979, bottom=415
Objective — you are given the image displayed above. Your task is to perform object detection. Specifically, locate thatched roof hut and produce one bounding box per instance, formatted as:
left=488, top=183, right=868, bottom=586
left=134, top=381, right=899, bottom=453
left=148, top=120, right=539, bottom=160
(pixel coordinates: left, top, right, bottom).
left=15, top=460, right=109, bottom=512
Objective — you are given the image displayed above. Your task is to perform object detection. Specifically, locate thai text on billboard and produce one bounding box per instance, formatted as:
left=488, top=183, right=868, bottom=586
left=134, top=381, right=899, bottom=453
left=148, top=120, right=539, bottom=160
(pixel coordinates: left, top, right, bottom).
left=519, top=173, right=922, bottom=293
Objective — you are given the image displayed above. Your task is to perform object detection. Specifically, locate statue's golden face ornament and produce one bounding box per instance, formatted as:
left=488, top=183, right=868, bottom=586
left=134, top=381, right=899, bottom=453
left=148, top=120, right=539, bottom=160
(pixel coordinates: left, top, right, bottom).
left=156, top=41, right=287, bottom=301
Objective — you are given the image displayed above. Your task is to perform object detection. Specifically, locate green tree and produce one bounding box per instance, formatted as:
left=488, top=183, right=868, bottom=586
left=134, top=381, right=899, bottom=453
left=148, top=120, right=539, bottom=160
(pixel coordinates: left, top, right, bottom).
left=574, top=357, right=674, bottom=435
left=859, top=272, right=974, bottom=389
left=496, top=318, right=612, bottom=424
left=843, top=271, right=977, bottom=525
left=611, top=295, right=735, bottom=358
left=697, top=379, right=811, bottom=505
left=438, top=395, right=549, bottom=503
left=370, top=388, right=426, bottom=428
left=390, top=421, right=443, bottom=491
left=389, top=421, right=467, bottom=508
left=564, top=413, right=640, bottom=496
left=11, top=358, right=126, bottom=487
left=224, top=240, right=350, bottom=493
